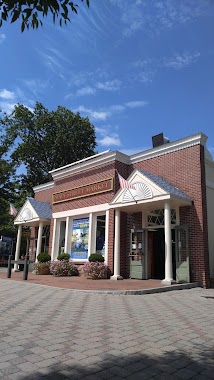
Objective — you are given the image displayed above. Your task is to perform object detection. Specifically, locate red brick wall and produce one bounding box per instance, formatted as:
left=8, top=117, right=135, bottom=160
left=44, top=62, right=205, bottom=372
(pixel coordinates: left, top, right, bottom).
left=34, top=187, right=53, bottom=204
left=131, top=144, right=210, bottom=287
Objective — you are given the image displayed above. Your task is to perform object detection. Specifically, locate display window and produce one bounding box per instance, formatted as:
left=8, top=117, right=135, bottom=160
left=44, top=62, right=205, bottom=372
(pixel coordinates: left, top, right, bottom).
left=71, top=217, right=89, bottom=259
left=96, top=215, right=106, bottom=257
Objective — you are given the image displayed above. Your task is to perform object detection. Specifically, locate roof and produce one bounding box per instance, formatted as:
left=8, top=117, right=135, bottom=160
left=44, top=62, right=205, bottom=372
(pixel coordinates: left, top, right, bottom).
left=139, top=170, right=192, bottom=200
left=28, top=198, right=52, bottom=219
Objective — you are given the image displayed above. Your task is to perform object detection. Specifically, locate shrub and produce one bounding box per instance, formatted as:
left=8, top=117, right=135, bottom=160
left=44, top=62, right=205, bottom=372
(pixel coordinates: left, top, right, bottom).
left=50, top=261, right=79, bottom=277
left=57, top=253, right=70, bottom=261
left=88, top=253, right=104, bottom=263
left=37, top=252, right=51, bottom=263
left=33, top=262, right=50, bottom=275
left=82, top=262, right=108, bottom=279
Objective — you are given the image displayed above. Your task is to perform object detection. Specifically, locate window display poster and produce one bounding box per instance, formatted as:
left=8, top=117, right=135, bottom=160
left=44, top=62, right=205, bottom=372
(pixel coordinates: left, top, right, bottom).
left=71, top=218, right=89, bottom=259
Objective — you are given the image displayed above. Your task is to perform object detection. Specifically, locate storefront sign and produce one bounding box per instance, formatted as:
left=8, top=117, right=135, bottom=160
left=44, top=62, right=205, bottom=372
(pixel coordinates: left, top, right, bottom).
left=71, top=218, right=89, bottom=260
left=53, top=177, right=114, bottom=204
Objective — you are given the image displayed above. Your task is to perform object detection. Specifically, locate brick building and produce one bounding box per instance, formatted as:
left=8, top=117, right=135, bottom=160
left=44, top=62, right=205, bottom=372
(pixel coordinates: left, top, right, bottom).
left=14, top=132, right=214, bottom=287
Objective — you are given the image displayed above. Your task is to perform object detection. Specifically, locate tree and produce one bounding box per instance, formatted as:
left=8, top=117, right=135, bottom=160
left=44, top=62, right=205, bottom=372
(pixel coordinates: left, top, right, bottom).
left=0, top=0, right=90, bottom=32
left=1, top=102, right=97, bottom=194
left=0, top=130, right=18, bottom=236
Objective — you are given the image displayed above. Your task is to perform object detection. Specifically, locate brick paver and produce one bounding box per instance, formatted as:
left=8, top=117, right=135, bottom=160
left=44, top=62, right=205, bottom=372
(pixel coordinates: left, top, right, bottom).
left=0, top=280, right=214, bottom=379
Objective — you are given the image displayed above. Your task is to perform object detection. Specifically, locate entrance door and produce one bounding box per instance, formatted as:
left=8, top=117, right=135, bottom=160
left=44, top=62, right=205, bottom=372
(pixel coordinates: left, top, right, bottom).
left=175, top=225, right=190, bottom=283
left=130, top=229, right=145, bottom=279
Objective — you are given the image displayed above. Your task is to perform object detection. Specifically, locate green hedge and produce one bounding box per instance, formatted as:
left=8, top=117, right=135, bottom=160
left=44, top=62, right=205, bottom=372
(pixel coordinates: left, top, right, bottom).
left=57, top=253, right=70, bottom=261
left=88, top=253, right=104, bottom=263
left=37, top=252, right=51, bottom=263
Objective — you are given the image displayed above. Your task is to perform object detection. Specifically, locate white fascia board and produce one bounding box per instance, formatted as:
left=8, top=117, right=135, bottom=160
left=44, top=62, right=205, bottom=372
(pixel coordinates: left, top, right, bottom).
left=53, top=203, right=110, bottom=219
left=130, top=132, right=208, bottom=164
left=109, top=194, right=171, bottom=208
left=14, top=217, right=50, bottom=225
left=33, top=181, right=54, bottom=193
left=50, top=151, right=130, bottom=181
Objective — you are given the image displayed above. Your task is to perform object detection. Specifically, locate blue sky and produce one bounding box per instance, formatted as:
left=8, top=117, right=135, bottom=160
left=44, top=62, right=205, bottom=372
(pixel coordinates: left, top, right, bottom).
left=0, top=0, right=214, bottom=158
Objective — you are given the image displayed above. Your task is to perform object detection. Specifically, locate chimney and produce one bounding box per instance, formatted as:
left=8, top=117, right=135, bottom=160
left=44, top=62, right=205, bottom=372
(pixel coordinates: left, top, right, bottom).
left=152, top=133, right=170, bottom=148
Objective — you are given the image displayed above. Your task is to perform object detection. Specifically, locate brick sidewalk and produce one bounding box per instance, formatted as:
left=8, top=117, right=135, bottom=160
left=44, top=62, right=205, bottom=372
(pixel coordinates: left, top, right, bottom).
left=0, top=271, right=168, bottom=291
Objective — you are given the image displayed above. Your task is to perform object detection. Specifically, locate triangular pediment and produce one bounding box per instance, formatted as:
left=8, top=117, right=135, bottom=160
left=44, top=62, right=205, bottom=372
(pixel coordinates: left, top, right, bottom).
left=15, top=199, right=38, bottom=223
left=14, top=198, right=52, bottom=225
left=110, top=169, right=191, bottom=206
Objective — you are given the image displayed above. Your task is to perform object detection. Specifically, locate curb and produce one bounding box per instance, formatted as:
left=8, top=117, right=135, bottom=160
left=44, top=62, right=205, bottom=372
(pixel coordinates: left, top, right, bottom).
left=0, top=277, right=200, bottom=295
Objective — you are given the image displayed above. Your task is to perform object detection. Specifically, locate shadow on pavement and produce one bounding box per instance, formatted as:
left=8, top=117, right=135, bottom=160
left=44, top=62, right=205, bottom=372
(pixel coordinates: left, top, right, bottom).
left=19, top=348, right=214, bottom=380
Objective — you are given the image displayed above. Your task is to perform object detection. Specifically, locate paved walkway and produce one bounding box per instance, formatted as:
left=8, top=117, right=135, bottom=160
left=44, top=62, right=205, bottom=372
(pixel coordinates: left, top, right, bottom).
left=0, top=280, right=214, bottom=380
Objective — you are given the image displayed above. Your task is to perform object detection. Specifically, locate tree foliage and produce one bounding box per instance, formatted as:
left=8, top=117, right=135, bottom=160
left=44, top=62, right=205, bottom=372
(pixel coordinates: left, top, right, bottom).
left=0, top=129, right=17, bottom=236
left=1, top=102, right=97, bottom=194
left=0, top=0, right=90, bottom=32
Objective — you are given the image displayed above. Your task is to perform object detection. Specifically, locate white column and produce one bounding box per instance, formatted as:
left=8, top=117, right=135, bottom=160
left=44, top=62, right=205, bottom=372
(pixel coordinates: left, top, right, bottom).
left=36, top=221, right=43, bottom=262
left=111, top=209, right=123, bottom=280
left=104, top=210, right=109, bottom=265
left=64, top=216, right=72, bottom=255
left=51, top=219, right=60, bottom=261
left=88, top=213, right=93, bottom=258
left=13, top=225, right=22, bottom=271
left=162, top=202, right=175, bottom=285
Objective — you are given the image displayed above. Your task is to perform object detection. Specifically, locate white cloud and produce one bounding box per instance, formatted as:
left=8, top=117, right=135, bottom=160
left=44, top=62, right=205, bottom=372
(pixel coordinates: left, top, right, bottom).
left=0, top=101, right=16, bottom=114
left=133, top=50, right=201, bottom=84
left=96, top=80, right=121, bottom=91
left=125, top=100, right=148, bottom=108
left=75, top=105, right=110, bottom=121
left=98, top=134, right=121, bottom=147
left=110, top=104, right=126, bottom=112
left=76, top=86, right=96, bottom=96
left=163, top=52, right=200, bottom=70
left=0, top=89, right=15, bottom=100
left=110, top=0, right=207, bottom=38
left=0, top=33, right=6, bottom=44
left=22, top=79, right=49, bottom=96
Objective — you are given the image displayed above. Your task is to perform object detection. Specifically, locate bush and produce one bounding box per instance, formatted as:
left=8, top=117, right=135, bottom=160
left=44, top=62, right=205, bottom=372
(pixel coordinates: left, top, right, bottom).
left=88, top=253, right=104, bottom=263
left=57, top=253, right=70, bottom=261
left=82, top=262, right=109, bottom=279
left=33, top=262, right=50, bottom=275
left=50, top=261, right=79, bottom=277
left=37, top=252, right=51, bottom=263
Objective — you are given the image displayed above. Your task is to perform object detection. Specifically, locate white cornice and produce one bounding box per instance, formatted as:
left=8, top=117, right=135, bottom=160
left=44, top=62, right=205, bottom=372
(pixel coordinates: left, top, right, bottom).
left=33, top=181, right=54, bottom=193
left=34, top=133, right=207, bottom=183
left=130, top=133, right=208, bottom=164
left=50, top=151, right=129, bottom=181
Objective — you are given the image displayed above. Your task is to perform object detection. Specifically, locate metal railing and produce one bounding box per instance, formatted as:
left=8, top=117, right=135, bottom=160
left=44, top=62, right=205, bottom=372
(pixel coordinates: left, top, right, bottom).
left=7, top=255, right=34, bottom=280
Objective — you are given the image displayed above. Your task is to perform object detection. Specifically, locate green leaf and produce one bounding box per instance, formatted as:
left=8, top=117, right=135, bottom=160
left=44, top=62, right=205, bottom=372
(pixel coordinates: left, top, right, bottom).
left=11, top=10, right=20, bottom=24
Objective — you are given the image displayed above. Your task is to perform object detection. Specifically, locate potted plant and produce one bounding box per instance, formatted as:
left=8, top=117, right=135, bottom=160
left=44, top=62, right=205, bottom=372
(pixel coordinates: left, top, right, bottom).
left=33, top=252, right=51, bottom=275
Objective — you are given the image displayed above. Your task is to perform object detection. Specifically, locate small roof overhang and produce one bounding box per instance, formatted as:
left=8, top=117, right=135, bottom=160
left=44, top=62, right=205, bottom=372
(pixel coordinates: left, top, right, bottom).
left=14, top=198, right=52, bottom=226
left=109, top=169, right=192, bottom=212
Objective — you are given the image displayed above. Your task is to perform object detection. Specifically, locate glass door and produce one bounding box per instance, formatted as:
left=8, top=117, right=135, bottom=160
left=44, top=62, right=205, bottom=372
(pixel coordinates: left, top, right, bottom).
left=130, top=229, right=145, bottom=279
left=175, top=225, right=190, bottom=283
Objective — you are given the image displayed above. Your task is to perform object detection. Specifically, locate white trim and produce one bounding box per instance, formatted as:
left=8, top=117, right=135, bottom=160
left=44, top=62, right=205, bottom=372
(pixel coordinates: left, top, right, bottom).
left=53, top=203, right=110, bottom=219
left=14, top=217, right=50, bottom=225
left=50, top=150, right=110, bottom=173
left=33, top=133, right=207, bottom=183
left=50, top=151, right=129, bottom=180
left=105, top=210, right=109, bottom=266
left=33, top=182, right=54, bottom=193
left=130, top=133, right=207, bottom=164
left=88, top=213, right=93, bottom=258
